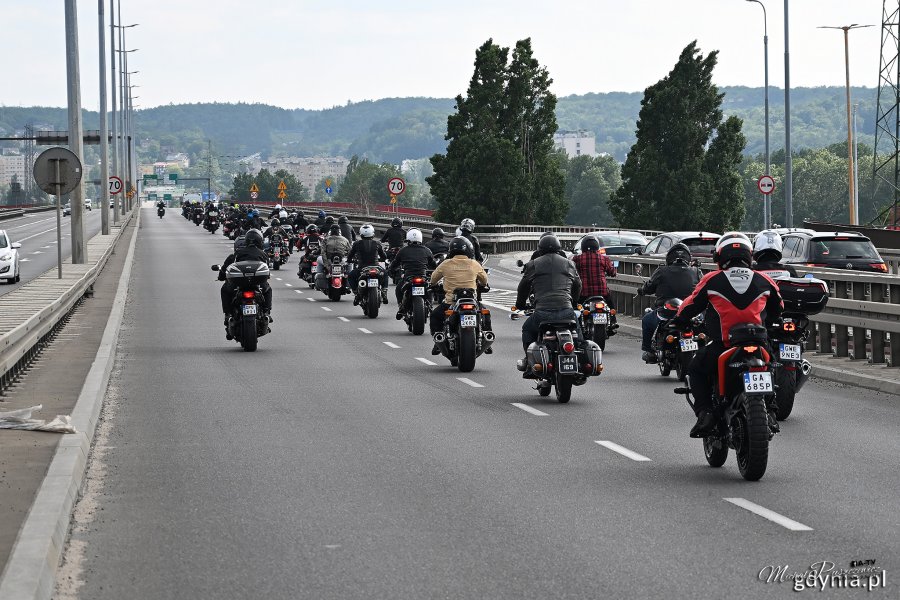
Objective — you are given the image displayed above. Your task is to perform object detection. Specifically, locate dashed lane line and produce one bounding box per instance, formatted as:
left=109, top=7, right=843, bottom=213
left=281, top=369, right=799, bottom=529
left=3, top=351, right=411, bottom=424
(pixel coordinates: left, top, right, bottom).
left=306, top=297, right=315, bottom=302
left=415, top=357, right=436, bottom=366
left=358, top=328, right=373, bottom=334
left=275, top=277, right=282, bottom=281
left=383, top=342, right=400, bottom=349
left=294, top=290, right=304, bottom=294
left=321, top=306, right=332, bottom=312
left=457, top=377, right=484, bottom=388
left=510, top=403, right=548, bottom=416
left=723, top=498, right=813, bottom=531
left=285, top=283, right=293, bottom=287
left=595, top=441, right=652, bottom=462
left=338, top=317, right=350, bottom=322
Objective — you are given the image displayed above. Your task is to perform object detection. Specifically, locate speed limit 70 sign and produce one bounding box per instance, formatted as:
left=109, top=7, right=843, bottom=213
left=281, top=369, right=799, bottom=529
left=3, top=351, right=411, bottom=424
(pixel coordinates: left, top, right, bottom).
left=387, top=177, right=406, bottom=195
left=108, top=176, right=123, bottom=195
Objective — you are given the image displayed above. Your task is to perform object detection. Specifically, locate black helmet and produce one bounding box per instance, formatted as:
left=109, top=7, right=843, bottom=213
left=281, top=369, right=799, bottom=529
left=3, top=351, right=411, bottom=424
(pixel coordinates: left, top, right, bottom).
left=715, top=234, right=753, bottom=269
left=329, top=224, right=341, bottom=235
left=666, top=242, right=692, bottom=266
left=324, top=216, right=335, bottom=227
left=537, top=234, right=562, bottom=255
left=305, top=224, right=318, bottom=235
left=271, top=218, right=280, bottom=228
left=338, top=215, right=348, bottom=224
left=244, top=229, right=264, bottom=249
left=432, top=227, right=445, bottom=239
left=448, top=236, right=474, bottom=258
left=581, top=235, right=601, bottom=252
left=391, top=217, right=403, bottom=228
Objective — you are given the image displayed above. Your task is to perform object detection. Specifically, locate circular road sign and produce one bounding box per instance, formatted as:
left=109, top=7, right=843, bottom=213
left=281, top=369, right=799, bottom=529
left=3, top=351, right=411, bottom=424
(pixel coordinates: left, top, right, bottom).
left=757, top=174, right=776, bottom=196
left=33, top=147, right=83, bottom=195
left=109, top=175, right=123, bottom=195
left=387, top=177, right=406, bottom=196
left=250, top=191, right=259, bottom=200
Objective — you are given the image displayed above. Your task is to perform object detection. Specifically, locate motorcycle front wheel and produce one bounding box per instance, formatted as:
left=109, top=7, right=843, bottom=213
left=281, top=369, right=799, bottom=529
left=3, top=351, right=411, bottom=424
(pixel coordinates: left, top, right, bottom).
left=734, top=394, right=769, bottom=481
left=775, top=368, right=796, bottom=420
left=458, top=327, right=476, bottom=372
left=676, top=351, right=692, bottom=382
left=703, top=436, right=728, bottom=467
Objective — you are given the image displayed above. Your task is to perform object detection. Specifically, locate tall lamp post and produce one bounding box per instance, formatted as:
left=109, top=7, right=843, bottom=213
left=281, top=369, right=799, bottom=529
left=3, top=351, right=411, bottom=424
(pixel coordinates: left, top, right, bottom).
left=746, top=0, right=770, bottom=229
left=110, top=20, right=138, bottom=223
left=818, top=24, right=874, bottom=225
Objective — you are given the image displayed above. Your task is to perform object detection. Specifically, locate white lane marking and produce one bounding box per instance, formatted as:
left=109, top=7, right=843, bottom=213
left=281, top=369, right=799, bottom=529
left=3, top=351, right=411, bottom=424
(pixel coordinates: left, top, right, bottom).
left=31, top=251, right=43, bottom=255
left=306, top=297, right=315, bottom=302
left=19, top=258, right=30, bottom=262
left=10, top=216, right=56, bottom=229
left=457, top=377, right=484, bottom=388
left=383, top=341, right=400, bottom=349
left=15, top=227, right=56, bottom=243
left=321, top=306, right=332, bottom=312
left=358, top=328, right=372, bottom=334
left=275, top=277, right=282, bottom=281
left=723, top=498, right=813, bottom=531
left=285, top=283, right=293, bottom=287
left=510, top=402, right=548, bottom=416
left=595, top=441, right=652, bottom=462
left=295, top=289, right=304, bottom=294
left=480, top=300, right=513, bottom=312
left=338, top=317, right=350, bottom=322
left=41, top=245, right=51, bottom=249
left=415, top=357, right=436, bottom=365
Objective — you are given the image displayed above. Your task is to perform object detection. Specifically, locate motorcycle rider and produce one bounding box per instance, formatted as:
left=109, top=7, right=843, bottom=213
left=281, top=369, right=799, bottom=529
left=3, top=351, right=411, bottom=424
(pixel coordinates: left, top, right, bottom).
left=381, top=217, right=407, bottom=251
left=429, top=236, right=490, bottom=355
left=573, top=235, right=618, bottom=328
left=347, top=223, right=389, bottom=304
left=298, top=224, right=322, bottom=278
left=156, top=198, right=166, bottom=212
left=338, top=215, right=357, bottom=242
left=388, top=228, right=437, bottom=319
left=459, top=218, right=484, bottom=262
left=425, top=227, right=450, bottom=256
left=514, top=234, right=582, bottom=375
left=674, top=233, right=783, bottom=438
left=269, top=204, right=283, bottom=219
left=752, top=230, right=798, bottom=279
left=293, top=211, right=309, bottom=232
left=217, top=229, right=273, bottom=329
left=315, top=210, right=327, bottom=228
left=316, top=224, right=352, bottom=287
left=637, top=242, right=702, bottom=363
left=263, top=217, right=288, bottom=240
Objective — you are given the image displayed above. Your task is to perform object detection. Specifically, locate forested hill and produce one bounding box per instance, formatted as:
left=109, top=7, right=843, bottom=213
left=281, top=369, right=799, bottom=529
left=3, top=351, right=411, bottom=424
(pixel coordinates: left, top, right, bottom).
left=0, top=87, right=876, bottom=164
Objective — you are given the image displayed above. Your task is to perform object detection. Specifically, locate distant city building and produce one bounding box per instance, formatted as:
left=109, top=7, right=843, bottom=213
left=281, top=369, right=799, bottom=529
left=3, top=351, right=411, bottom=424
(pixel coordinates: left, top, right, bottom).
left=165, top=153, right=190, bottom=169
left=553, top=130, right=596, bottom=158
left=258, top=156, right=349, bottom=195
left=0, top=152, right=25, bottom=188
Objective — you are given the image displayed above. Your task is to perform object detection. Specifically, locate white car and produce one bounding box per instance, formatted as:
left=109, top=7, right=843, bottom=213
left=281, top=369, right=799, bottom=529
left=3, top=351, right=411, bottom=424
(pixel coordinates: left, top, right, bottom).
left=0, top=230, right=22, bottom=283
left=84, top=198, right=93, bottom=210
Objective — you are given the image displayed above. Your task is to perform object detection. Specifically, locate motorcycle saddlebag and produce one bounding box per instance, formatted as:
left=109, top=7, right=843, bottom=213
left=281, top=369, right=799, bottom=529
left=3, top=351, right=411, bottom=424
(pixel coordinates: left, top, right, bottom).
left=526, top=342, right=549, bottom=372
left=582, top=340, right=602, bottom=371
left=776, top=277, right=829, bottom=315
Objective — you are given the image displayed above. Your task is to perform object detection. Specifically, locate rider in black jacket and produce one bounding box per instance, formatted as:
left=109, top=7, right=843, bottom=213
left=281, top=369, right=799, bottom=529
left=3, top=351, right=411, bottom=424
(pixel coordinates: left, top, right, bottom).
left=381, top=218, right=407, bottom=249
left=425, top=227, right=450, bottom=256
left=338, top=215, right=357, bottom=242
left=637, top=243, right=702, bottom=363
left=459, top=218, right=484, bottom=262
left=347, top=223, right=388, bottom=303
left=388, top=228, right=436, bottom=317
left=218, top=229, right=273, bottom=325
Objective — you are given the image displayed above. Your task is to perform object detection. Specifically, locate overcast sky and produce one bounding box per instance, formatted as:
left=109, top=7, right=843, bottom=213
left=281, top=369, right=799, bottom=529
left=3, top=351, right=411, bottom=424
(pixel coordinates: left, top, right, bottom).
left=1, top=0, right=885, bottom=111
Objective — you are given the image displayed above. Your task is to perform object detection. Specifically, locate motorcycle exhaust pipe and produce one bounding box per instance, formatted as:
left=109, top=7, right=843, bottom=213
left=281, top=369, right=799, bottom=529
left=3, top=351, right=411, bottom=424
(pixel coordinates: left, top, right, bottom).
left=796, top=359, right=812, bottom=392
left=482, top=330, right=495, bottom=351
left=433, top=332, right=446, bottom=345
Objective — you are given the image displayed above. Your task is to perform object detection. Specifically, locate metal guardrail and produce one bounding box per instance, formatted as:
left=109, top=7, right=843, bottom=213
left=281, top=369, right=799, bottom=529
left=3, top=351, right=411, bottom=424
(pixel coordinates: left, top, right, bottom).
left=605, top=255, right=900, bottom=367
left=0, top=209, right=134, bottom=394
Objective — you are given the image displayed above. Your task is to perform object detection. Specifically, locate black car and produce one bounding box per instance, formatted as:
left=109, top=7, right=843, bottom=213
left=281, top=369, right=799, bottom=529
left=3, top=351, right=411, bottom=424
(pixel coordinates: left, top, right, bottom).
left=780, top=231, right=887, bottom=273
left=639, top=231, right=721, bottom=259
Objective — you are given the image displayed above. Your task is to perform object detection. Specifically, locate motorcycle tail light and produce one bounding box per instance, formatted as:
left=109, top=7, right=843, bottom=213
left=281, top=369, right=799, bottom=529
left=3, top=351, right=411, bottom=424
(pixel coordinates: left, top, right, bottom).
left=460, top=304, right=475, bottom=311
left=242, top=291, right=255, bottom=299
left=546, top=363, right=553, bottom=372
left=332, top=277, right=341, bottom=286
left=683, top=331, right=693, bottom=338
left=562, top=341, right=575, bottom=353
left=743, top=345, right=759, bottom=353
left=665, top=335, right=675, bottom=343
left=583, top=363, right=592, bottom=373
left=412, top=277, right=425, bottom=284
left=594, top=302, right=605, bottom=310
left=783, top=322, right=796, bottom=332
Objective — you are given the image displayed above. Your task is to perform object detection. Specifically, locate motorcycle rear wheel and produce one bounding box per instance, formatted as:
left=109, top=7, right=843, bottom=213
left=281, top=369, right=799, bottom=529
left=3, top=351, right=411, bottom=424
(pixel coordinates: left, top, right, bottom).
left=735, top=394, right=769, bottom=481
left=555, top=373, right=572, bottom=403
left=328, top=288, right=342, bottom=301
left=458, top=328, right=476, bottom=372
left=241, top=315, right=258, bottom=352
left=676, top=352, right=691, bottom=382
left=593, top=325, right=607, bottom=352
left=703, top=436, right=728, bottom=468
left=411, top=297, right=426, bottom=335
left=273, top=261, right=280, bottom=270
left=366, top=288, right=380, bottom=318
left=775, top=369, right=796, bottom=420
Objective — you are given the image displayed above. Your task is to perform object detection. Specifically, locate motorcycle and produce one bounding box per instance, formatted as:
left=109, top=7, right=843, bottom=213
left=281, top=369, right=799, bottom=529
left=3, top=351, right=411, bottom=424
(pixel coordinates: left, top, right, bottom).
left=580, top=296, right=616, bottom=351
left=649, top=299, right=706, bottom=381
left=298, top=244, right=320, bottom=287
left=204, top=210, right=220, bottom=234
left=513, top=305, right=604, bottom=403
left=266, top=232, right=290, bottom=270
left=397, top=273, right=430, bottom=335
left=157, top=206, right=165, bottom=219
left=432, top=287, right=494, bottom=372
left=385, top=246, right=401, bottom=284
left=355, top=264, right=387, bottom=318
left=676, top=323, right=776, bottom=481
left=210, top=261, right=271, bottom=352
left=222, top=217, right=237, bottom=240
left=767, top=276, right=828, bottom=420
left=316, top=255, right=349, bottom=301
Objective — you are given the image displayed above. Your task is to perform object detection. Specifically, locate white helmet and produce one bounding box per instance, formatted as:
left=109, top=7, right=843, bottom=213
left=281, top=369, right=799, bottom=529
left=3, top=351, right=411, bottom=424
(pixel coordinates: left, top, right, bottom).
left=360, top=223, right=375, bottom=239
left=460, top=218, right=475, bottom=233
left=279, top=209, right=288, bottom=219
left=274, top=204, right=282, bottom=210
left=406, top=228, right=423, bottom=244
left=753, top=229, right=783, bottom=259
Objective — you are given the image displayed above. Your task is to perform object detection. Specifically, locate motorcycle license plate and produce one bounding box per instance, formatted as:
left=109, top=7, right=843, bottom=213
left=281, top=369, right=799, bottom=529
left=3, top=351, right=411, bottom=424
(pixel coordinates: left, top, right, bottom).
left=780, top=344, right=801, bottom=361
left=274, top=250, right=280, bottom=259
left=679, top=339, right=698, bottom=352
left=368, top=278, right=379, bottom=287
left=331, top=266, right=342, bottom=275
left=460, top=315, right=477, bottom=328
left=559, top=355, right=577, bottom=373
left=209, top=211, right=218, bottom=216
left=592, top=313, right=608, bottom=324
left=242, top=304, right=257, bottom=316
left=743, top=371, right=773, bottom=393
left=412, top=286, right=425, bottom=296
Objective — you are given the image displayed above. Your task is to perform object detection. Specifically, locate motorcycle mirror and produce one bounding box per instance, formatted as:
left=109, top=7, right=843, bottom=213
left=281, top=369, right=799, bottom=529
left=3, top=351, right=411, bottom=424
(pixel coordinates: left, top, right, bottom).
left=516, top=259, right=524, bottom=267
left=211, top=265, right=220, bottom=271
left=484, top=268, right=491, bottom=274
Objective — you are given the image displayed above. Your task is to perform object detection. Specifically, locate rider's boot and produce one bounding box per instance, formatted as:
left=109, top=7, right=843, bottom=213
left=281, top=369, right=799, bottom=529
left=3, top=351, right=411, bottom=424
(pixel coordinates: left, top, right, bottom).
left=689, top=411, right=716, bottom=438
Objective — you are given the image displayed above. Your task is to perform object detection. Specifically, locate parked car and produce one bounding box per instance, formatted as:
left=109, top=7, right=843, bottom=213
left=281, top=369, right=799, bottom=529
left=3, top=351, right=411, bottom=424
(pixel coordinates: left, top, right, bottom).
left=0, top=230, right=22, bottom=283
left=63, top=203, right=71, bottom=216
left=84, top=198, right=93, bottom=210
left=639, top=231, right=721, bottom=258
left=780, top=230, right=887, bottom=272
left=571, top=231, right=648, bottom=256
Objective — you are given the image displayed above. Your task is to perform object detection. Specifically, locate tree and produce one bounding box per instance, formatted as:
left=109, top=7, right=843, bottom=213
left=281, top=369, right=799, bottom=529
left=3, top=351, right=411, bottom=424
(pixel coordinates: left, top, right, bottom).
left=610, top=42, right=746, bottom=231
left=428, top=38, right=564, bottom=225
left=228, top=169, right=309, bottom=204
left=335, top=155, right=401, bottom=212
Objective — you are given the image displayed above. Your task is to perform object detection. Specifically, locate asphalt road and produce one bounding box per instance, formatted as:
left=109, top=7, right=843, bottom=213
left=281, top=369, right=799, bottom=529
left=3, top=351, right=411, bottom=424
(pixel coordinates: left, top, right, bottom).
left=59, top=209, right=899, bottom=599
left=0, top=209, right=105, bottom=295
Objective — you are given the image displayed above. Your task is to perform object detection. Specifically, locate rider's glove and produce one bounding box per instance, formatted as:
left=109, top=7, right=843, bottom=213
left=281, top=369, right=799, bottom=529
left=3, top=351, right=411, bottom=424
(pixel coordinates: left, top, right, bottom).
left=636, top=286, right=645, bottom=296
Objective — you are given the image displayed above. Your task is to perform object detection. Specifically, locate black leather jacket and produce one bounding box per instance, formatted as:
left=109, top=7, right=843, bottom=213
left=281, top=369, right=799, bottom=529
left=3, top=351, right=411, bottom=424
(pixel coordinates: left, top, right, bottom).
left=339, top=223, right=356, bottom=241
left=388, top=244, right=436, bottom=278
left=347, top=239, right=387, bottom=268
left=641, top=264, right=701, bottom=307
left=461, top=231, right=483, bottom=262
left=425, top=239, right=450, bottom=256
left=381, top=226, right=407, bottom=249
left=516, top=252, right=582, bottom=310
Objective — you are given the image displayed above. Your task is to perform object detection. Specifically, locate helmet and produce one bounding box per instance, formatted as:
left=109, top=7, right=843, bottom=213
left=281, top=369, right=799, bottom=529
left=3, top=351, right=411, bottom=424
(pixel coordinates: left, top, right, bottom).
left=460, top=218, right=475, bottom=233
left=324, top=216, right=334, bottom=227
left=406, top=228, right=423, bottom=244
left=274, top=204, right=282, bottom=210
left=338, top=215, right=348, bottom=224
left=271, top=218, right=280, bottom=228
left=329, top=224, right=341, bottom=235
left=666, top=242, right=692, bottom=266
left=305, top=224, right=318, bottom=235
left=537, top=234, right=562, bottom=255
left=244, top=229, right=264, bottom=249
left=581, top=235, right=601, bottom=252
left=391, top=217, right=403, bottom=228
left=753, top=230, right=784, bottom=262
left=318, top=210, right=326, bottom=218
left=448, top=236, right=474, bottom=258
left=279, top=210, right=288, bottom=219
left=248, top=209, right=259, bottom=219
left=360, top=224, right=375, bottom=239
left=431, top=227, right=445, bottom=239
left=714, top=232, right=753, bottom=268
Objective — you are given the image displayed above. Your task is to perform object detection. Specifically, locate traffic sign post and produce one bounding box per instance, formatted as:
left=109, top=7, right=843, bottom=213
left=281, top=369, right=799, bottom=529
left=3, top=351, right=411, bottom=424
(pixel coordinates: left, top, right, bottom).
left=108, top=175, right=123, bottom=195
left=757, top=175, right=775, bottom=195
left=33, top=147, right=83, bottom=279
left=277, top=180, right=287, bottom=201
left=249, top=182, right=259, bottom=202
left=325, top=179, right=333, bottom=196
left=387, top=177, right=406, bottom=196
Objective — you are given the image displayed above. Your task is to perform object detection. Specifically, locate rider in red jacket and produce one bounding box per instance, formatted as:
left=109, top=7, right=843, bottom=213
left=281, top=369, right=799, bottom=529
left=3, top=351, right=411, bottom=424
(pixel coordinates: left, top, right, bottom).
left=674, top=233, right=783, bottom=437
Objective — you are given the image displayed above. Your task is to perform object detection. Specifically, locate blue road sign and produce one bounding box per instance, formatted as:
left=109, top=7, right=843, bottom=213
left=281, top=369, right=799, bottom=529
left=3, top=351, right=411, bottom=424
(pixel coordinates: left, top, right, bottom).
left=325, top=186, right=333, bottom=195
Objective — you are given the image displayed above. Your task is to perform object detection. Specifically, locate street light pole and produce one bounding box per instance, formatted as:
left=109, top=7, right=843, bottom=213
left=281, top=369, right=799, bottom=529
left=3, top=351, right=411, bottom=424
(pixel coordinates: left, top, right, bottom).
left=98, top=0, right=110, bottom=235
left=784, top=0, right=793, bottom=227
left=108, top=0, right=117, bottom=225
left=65, top=0, right=87, bottom=263
left=747, top=0, right=770, bottom=229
